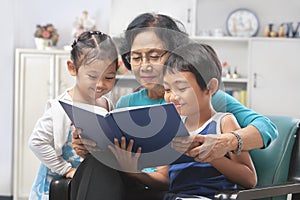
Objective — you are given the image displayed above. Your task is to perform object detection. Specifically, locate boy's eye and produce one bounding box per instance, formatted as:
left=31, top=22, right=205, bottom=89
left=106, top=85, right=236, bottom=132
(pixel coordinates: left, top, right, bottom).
left=164, top=88, right=171, bottom=93
left=178, top=87, right=188, bottom=92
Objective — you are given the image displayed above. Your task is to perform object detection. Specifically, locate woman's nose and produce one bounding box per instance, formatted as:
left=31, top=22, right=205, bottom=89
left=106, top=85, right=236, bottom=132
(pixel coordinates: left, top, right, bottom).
left=140, top=62, right=152, bottom=72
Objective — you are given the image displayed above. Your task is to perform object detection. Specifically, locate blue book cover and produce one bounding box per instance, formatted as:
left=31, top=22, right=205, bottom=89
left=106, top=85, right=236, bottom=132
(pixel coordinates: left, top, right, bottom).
left=59, top=100, right=194, bottom=169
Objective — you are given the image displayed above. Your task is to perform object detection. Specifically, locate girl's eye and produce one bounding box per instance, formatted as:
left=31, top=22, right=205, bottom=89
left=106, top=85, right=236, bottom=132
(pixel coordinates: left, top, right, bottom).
left=88, top=75, right=97, bottom=79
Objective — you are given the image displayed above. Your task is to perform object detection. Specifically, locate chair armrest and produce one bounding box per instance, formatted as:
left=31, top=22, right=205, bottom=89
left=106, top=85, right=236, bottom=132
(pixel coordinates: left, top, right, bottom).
left=49, top=178, right=72, bottom=200
left=214, top=182, right=300, bottom=200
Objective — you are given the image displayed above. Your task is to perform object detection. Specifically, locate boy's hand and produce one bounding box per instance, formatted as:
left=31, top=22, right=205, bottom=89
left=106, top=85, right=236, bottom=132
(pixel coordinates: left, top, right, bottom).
left=72, top=128, right=101, bottom=158
left=108, top=136, right=141, bottom=173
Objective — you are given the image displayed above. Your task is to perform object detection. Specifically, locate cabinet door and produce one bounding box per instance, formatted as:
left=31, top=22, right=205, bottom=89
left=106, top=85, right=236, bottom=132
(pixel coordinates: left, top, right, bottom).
left=55, top=53, right=75, bottom=95
left=109, top=0, right=196, bottom=36
left=249, top=39, right=300, bottom=118
left=14, top=51, right=55, bottom=199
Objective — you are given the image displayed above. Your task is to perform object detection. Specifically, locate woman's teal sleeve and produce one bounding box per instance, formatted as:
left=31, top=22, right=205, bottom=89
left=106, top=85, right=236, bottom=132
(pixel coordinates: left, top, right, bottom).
left=212, top=90, right=278, bottom=148
left=115, top=95, right=130, bottom=109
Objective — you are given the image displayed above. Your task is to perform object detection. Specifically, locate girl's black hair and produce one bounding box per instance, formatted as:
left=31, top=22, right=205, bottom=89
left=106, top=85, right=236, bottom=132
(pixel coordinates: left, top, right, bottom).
left=164, top=42, right=222, bottom=91
left=120, top=12, right=189, bottom=70
left=70, top=31, right=118, bottom=72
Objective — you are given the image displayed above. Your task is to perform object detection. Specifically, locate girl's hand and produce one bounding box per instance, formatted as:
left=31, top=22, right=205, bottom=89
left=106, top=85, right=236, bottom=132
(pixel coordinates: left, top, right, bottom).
left=64, top=167, right=76, bottom=178
left=108, top=136, right=142, bottom=173
left=72, top=128, right=101, bottom=158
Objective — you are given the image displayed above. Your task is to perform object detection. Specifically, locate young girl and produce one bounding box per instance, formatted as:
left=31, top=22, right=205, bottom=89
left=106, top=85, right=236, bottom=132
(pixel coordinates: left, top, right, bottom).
left=28, top=30, right=118, bottom=200
left=162, top=42, right=257, bottom=199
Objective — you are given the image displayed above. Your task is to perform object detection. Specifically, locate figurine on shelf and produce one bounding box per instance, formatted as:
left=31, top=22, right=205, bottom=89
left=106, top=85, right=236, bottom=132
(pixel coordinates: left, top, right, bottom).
left=72, top=11, right=96, bottom=39
left=232, top=67, right=239, bottom=79
left=222, top=61, right=232, bottom=78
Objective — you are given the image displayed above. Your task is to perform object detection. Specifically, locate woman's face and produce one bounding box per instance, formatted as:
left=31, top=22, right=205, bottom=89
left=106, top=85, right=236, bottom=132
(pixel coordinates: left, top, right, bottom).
left=130, top=31, right=168, bottom=90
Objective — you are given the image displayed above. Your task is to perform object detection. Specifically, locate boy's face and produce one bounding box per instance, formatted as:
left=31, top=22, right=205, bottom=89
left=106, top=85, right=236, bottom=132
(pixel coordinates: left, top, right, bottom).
left=163, top=70, right=211, bottom=117
left=75, top=60, right=116, bottom=103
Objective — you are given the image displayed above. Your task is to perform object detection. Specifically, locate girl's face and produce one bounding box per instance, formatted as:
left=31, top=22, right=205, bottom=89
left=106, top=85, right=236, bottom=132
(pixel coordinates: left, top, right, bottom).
left=130, top=31, right=168, bottom=90
left=75, top=60, right=116, bottom=104
left=163, top=70, right=211, bottom=117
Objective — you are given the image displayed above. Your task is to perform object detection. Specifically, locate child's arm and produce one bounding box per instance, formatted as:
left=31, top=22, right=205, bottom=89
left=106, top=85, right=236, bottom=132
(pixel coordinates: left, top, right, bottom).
left=28, top=102, right=73, bottom=177
left=210, top=114, right=257, bottom=189
left=108, top=136, right=170, bottom=189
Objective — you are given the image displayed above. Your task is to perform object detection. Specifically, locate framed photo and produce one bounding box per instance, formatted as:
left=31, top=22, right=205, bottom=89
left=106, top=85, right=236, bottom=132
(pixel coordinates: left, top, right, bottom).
left=226, top=8, right=259, bottom=37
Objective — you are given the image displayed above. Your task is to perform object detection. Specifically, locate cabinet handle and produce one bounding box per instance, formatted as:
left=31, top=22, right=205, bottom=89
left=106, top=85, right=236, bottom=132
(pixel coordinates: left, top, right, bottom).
left=253, top=73, right=257, bottom=88
left=187, top=8, right=191, bottom=23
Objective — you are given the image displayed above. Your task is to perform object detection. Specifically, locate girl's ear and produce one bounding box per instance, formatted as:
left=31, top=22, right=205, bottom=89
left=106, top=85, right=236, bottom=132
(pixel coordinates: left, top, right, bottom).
left=67, top=60, right=77, bottom=76
left=207, top=78, right=219, bottom=95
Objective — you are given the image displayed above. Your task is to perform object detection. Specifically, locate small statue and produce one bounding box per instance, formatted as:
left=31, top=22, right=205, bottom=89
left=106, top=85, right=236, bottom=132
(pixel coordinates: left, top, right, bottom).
left=72, top=11, right=96, bottom=39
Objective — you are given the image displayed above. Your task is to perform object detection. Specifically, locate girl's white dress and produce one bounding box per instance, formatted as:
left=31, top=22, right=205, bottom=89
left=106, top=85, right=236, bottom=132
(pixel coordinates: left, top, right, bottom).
left=28, top=90, right=113, bottom=200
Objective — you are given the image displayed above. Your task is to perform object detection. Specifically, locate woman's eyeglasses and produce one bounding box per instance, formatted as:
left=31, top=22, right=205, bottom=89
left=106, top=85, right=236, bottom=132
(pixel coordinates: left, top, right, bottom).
left=71, top=31, right=108, bottom=48
left=126, top=51, right=168, bottom=66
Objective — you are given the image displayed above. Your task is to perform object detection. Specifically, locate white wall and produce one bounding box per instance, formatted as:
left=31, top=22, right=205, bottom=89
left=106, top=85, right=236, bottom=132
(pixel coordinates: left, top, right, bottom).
left=1, top=0, right=112, bottom=196
left=1, top=0, right=300, bottom=197
left=0, top=0, right=15, bottom=197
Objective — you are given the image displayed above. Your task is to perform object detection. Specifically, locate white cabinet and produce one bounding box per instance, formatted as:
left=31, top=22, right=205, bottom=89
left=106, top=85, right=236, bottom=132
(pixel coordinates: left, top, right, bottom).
left=13, top=49, right=73, bottom=200
left=109, top=0, right=197, bottom=37
left=191, top=36, right=300, bottom=118
left=249, top=38, right=300, bottom=118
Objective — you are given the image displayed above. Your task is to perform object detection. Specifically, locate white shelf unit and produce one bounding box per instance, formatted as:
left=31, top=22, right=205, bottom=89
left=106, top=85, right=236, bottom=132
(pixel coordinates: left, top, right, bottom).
left=191, top=36, right=250, bottom=106
left=13, top=49, right=73, bottom=200
left=190, top=36, right=300, bottom=118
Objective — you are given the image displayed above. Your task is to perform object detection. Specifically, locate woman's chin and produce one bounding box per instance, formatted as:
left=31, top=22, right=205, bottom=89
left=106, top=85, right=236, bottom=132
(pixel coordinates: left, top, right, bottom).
left=141, top=82, right=161, bottom=90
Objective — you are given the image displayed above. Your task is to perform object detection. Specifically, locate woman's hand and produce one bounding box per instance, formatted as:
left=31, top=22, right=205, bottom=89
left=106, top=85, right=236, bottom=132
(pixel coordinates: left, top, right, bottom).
left=172, top=133, right=234, bottom=163
left=108, top=136, right=141, bottom=173
left=72, top=128, right=101, bottom=158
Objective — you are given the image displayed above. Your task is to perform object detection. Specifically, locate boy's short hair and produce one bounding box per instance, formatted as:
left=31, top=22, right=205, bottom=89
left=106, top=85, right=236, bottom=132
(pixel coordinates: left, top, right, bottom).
left=164, top=42, right=222, bottom=91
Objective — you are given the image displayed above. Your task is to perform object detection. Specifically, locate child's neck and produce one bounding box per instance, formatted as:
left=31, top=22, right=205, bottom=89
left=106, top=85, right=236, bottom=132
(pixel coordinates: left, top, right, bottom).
left=185, top=108, right=216, bottom=132
left=68, top=88, right=96, bottom=105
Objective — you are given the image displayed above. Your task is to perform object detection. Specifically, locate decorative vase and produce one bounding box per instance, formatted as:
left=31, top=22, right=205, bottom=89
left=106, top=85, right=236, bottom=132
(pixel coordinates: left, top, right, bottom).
left=34, top=37, right=53, bottom=50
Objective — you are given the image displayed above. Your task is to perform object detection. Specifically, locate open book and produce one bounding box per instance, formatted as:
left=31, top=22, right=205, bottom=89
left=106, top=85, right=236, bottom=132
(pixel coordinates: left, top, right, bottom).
left=59, top=100, right=194, bottom=169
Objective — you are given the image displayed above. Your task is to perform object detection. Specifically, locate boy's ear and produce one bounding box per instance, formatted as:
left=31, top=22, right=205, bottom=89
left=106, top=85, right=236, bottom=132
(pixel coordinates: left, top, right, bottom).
left=67, top=60, right=77, bottom=76
left=207, top=78, right=218, bottom=95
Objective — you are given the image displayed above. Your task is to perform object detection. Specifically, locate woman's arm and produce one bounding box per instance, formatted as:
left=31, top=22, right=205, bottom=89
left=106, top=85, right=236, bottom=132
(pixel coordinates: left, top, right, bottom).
left=212, top=90, right=278, bottom=149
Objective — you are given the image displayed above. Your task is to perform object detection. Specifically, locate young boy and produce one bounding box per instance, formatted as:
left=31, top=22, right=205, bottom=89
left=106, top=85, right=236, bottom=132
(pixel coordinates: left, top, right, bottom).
left=162, top=42, right=257, bottom=199
left=28, top=31, right=118, bottom=200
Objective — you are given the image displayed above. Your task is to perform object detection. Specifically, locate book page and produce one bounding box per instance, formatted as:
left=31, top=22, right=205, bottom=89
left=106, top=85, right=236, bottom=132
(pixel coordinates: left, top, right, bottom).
left=60, top=100, right=109, bottom=117
left=109, top=103, right=160, bottom=114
